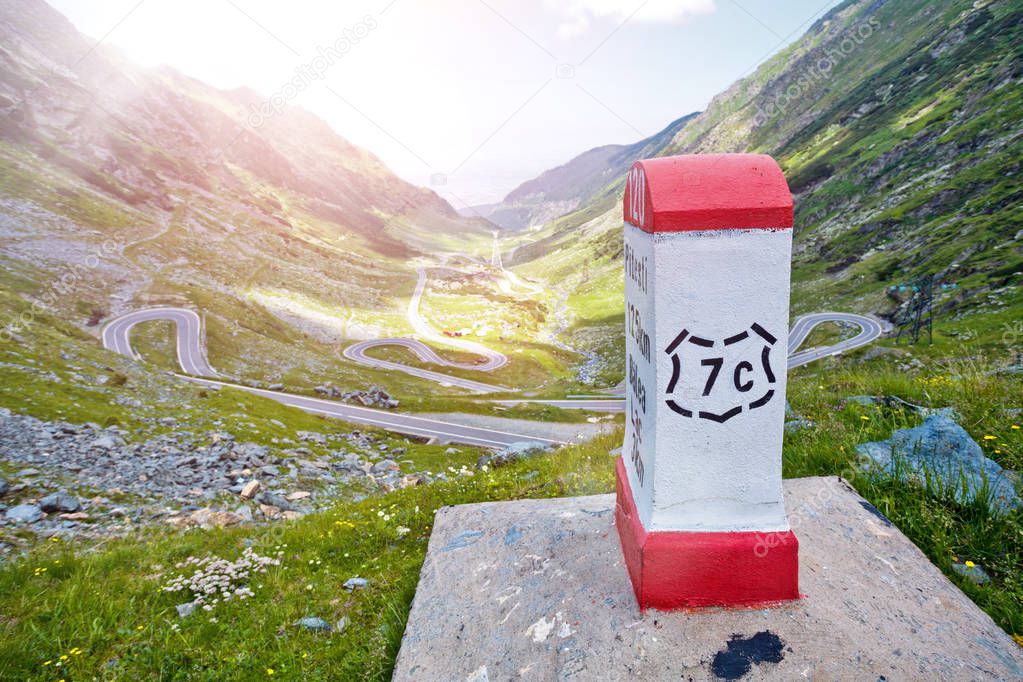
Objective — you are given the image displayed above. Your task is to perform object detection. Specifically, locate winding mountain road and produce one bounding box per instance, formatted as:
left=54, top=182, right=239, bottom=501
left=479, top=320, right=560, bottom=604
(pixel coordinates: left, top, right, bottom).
left=342, top=267, right=508, bottom=394
left=787, top=312, right=886, bottom=369
left=496, top=312, right=887, bottom=412
left=101, top=300, right=884, bottom=446
left=102, top=307, right=217, bottom=378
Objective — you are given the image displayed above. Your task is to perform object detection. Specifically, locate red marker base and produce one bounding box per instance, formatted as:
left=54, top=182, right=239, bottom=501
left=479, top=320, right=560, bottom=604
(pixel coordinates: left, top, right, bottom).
left=615, top=457, right=800, bottom=610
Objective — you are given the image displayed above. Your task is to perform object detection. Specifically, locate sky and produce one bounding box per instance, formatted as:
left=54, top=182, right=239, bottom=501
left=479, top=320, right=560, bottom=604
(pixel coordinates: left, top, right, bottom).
left=48, top=0, right=842, bottom=208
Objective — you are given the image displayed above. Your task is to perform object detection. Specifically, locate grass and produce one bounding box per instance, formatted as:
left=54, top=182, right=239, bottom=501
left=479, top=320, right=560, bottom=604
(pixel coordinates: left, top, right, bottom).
left=0, top=351, right=1020, bottom=680
left=0, top=432, right=620, bottom=681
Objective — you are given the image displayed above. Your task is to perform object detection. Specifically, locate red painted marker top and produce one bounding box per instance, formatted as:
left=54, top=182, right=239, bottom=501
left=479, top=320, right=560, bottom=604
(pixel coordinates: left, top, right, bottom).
left=623, top=153, right=793, bottom=232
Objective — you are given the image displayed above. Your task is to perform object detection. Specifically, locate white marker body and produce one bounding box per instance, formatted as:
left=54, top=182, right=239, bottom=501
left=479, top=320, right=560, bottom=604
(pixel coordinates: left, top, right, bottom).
left=622, top=225, right=793, bottom=533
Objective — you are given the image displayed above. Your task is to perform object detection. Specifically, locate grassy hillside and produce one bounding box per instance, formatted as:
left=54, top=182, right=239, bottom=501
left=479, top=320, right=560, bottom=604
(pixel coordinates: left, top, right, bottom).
left=0, top=361, right=1020, bottom=679
left=512, top=0, right=1022, bottom=378
left=0, top=0, right=601, bottom=403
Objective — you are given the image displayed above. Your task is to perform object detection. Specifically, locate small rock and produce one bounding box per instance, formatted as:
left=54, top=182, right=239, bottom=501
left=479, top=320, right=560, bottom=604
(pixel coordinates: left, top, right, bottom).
left=286, top=491, right=311, bottom=501
left=281, top=510, right=303, bottom=521
left=0, top=478, right=8, bottom=497
left=260, top=465, right=281, bottom=477
left=258, top=504, right=282, bottom=520
left=200, top=509, right=243, bottom=528
left=59, top=512, right=90, bottom=521
left=343, top=577, right=368, bottom=591
left=91, top=435, right=119, bottom=450
left=952, top=561, right=991, bottom=585
left=176, top=602, right=197, bottom=618
left=5, top=504, right=43, bottom=523
left=37, top=493, right=82, bottom=516
left=371, top=459, right=398, bottom=474
left=239, top=480, right=260, bottom=499
left=784, top=417, right=815, bottom=435
left=234, top=505, right=254, bottom=522
left=268, top=383, right=285, bottom=391
left=256, top=491, right=295, bottom=511
left=295, top=617, right=331, bottom=632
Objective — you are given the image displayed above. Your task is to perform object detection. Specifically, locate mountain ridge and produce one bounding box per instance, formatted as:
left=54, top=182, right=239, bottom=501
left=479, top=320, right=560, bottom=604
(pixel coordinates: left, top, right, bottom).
left=468, top=112, right=698, bottom=230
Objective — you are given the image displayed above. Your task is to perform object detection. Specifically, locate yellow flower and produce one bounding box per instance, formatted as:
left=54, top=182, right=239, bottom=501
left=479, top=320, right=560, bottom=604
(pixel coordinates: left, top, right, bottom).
left=860, top=416, right=870, bottom=421
left=983, top=435, right=996, bottom=440
left=42, top=661, right=52, bottom=666
left=1011, top=424, right=1020, bottom=430
left=965, top=560, right=975, bottom=568
left=267, top=668, right=275, bottom=676
left=137, top=625, right=144, bottom=630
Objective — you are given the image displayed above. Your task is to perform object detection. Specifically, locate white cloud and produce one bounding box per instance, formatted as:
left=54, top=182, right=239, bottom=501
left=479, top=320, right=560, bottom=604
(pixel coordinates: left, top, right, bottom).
left=551, top=0, right=717, bottom=38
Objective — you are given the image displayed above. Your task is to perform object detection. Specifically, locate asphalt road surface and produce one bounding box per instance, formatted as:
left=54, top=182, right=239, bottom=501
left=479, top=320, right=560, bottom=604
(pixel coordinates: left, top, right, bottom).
left=101, top=308, right=883, bottom=446
left=101, top=307, right=217, bottom=378
left=342, top=266, right=509, bottom=393
left=498, top=313, right=885, bottom=412
left=787, top=312, right=886, bottom=369
left=101, top=308, right=554, bottom=447
left=186, top=377, right=565, bottom=449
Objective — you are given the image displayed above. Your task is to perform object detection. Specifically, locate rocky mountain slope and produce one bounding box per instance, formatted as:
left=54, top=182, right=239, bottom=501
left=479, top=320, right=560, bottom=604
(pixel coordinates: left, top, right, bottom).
left=511, top=0, right=1023, bottom=362
left=0, top=0, right=497, bottom=394
left=469, top=113, right=696, bottom=230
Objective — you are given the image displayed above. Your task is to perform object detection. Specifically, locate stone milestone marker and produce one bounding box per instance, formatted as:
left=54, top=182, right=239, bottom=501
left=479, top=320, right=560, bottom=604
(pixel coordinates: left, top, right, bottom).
left=617, top=153, right=799, bottom=609
left=393, top=153, right=1023, bottom=680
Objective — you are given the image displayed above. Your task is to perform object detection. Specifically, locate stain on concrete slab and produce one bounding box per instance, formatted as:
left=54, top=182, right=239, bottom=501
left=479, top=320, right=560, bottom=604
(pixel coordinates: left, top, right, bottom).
left=443, top=530, right=484, bottom=551
left=858, top=500, right=893, bottom=527
left=710, top=630, right=785, bottom=680
left=393, top=482, right=1023, bottom=680
left=504, top=525, right=524, bottom=545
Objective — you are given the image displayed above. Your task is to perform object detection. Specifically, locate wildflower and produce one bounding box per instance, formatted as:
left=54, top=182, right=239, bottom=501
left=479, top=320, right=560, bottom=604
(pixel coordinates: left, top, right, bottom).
left=267, top=668, right=275, bottom=676
left=983, top=435, right=996, bottom=441
left=137, top=625, right=144, bottom=631
left=42, top=661, right=52, bottom=667
left=860, top=416, right=870, bottom=421
left=965, top=560, right=975, bottom=568
left=1012, top=425, right=1020, bottom=430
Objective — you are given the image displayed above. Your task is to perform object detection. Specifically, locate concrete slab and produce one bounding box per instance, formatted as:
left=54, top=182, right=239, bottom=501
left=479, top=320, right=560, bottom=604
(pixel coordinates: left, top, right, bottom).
left=394, top=477, right=1023, bottom=681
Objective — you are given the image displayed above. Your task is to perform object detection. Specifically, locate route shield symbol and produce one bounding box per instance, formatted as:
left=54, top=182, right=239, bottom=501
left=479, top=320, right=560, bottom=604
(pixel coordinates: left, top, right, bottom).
left=663, top=322, right=779, bottom=424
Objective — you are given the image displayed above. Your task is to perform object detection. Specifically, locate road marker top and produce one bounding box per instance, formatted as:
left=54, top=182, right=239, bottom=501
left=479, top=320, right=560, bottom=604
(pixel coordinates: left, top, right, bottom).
left=617, top=153, right=799, bottom=610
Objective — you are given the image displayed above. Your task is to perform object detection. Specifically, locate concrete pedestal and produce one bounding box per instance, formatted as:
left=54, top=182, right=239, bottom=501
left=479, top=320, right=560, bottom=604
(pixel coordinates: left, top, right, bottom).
left=394, top=477, right=1023, bottom=681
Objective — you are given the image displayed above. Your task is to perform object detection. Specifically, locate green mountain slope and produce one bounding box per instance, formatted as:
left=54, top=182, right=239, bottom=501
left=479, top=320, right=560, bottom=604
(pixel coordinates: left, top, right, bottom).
left=0, top=0, right=498, bottom=396
left=513, top=0, right=1022, bottom=371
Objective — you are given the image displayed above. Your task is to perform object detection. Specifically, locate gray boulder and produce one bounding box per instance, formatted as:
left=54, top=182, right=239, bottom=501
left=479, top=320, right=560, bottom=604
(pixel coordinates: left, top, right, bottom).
left=255, top=491, right=295, bottom=512
left=91, top=434, right=119, bottom=450
left=5, top=504, right=43, bottom=523
left=371, top=459, right=398, bottom=474
left=477, top=441, right=549, bottom=469
left=295, top=617, right=332, bottom=632
left=951, top=562, right=991, bottom=585
left=784, top=417, right=815, bottom=435
left=0, top=478, right=8, bottom=497
left=343, top=577, right=368, bottom=591
left=856, top=414, right=1020, bottom=512
left=39, top=492, right=81, bottom=513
